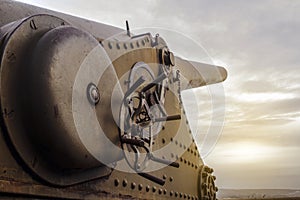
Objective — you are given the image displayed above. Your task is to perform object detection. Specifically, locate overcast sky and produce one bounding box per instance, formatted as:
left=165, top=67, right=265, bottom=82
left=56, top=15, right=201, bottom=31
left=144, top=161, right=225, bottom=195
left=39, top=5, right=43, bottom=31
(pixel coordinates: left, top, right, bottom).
left=16, top=0, right=300, bottom=190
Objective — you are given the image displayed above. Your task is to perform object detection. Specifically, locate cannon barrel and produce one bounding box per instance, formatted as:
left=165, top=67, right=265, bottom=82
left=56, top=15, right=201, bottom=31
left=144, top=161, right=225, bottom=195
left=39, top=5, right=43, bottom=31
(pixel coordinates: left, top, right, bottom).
left=175, top=56, right=227, bottom=89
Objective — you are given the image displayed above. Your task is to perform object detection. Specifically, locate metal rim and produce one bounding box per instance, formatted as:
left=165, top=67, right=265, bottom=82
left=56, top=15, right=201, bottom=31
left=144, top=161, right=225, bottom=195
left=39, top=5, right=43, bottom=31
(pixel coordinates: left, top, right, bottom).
left=0, top=14, right=111, bottom=186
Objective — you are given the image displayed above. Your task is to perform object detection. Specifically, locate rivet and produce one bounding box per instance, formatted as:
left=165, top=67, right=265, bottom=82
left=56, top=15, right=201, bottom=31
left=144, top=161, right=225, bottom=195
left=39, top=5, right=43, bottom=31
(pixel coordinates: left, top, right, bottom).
left=175, top=192, right=179, bottom=197
left=187, top=148, right=190, bottom=152
left=180, top=192, right=183, bottom=198
left=162, top=138, right=166, bottom=144
left=122, top=179, right=128, bottom=187
left=188, top=195, right=191, bottom=199
left=114, top=179, right=119, bottom=186
left=180, top=157, right=183, bottom=162
left=163, top=189, right=167, bottom=195
left=175, top=140, right=178, bottom=145
left=179, top=143, right=182, bottom=148
left=158, top=188, right=163, bottom=194
left=138, top=184, right=143, bottom=190
left=188, top=161, right=190, bottom=166
left=146, top=185, right=150, bottom=192
left=170, top=190, right=174, bottom=196
left=184, top=159, right=187, bottom=164
left=116, top=43, right=120, bottom=49
left=170, top=137, right=173, bottom=142
left=184, top=193, right=187, bottom=198
left=136, top=41, right=140, bottom=47
left=130, top=43, right=134, bottom=49
left=108, top=42, right=113, bottom=49
left=152, top=186, right=157, bottom=193
left=163, top=174, right=167, bottom=179
left=124, top=43, right=128, bottom=49
left=171, top=153, right=174, bottom=158
left=131, top=182, right=136, bottom=189
left=169, top=176, right=173, bottom=182
left=183, top=145, right=186, bottom=149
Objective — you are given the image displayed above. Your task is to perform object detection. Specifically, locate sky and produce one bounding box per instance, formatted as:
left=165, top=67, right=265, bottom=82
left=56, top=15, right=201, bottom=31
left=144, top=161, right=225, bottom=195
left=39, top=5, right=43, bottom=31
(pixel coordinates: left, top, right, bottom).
left=15, top=0, right=300, bottom=190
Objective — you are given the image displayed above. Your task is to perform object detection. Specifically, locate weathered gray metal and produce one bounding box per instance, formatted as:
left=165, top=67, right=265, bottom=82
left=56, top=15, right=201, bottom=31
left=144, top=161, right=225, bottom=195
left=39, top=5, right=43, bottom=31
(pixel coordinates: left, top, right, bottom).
left=0, top=0, right=226, bottom=199
left=0, top=0, right=123, bottom=40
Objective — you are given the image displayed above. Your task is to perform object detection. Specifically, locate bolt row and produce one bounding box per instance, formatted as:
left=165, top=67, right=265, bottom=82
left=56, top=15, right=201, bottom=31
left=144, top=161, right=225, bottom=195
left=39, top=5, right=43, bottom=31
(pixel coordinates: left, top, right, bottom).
left=179, top=156, right=198, bottom=169
left=167, top=137, right=200, bottom=158
left=104, top=37, right=150, bottom=50
left=114, top=178, right=198, bottom=199
left=170, top=191, right=199, bottom=200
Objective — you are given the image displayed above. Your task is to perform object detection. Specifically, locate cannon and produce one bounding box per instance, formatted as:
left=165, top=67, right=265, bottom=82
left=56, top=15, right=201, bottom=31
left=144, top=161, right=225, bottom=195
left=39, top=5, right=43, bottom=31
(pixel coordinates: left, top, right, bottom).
left=0, top=0, right=227, bottom=199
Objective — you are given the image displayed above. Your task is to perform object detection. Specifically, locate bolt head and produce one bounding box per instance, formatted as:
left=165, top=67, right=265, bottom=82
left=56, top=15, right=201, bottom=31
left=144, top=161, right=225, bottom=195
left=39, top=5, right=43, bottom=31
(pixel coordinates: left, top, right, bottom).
left=87, top=83, right=100, bottom=105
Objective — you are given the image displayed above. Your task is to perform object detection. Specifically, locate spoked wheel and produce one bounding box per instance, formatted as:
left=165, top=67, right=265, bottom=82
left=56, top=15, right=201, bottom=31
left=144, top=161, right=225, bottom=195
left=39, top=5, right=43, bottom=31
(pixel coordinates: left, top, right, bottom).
left=119, top=62, right=166, bottom=171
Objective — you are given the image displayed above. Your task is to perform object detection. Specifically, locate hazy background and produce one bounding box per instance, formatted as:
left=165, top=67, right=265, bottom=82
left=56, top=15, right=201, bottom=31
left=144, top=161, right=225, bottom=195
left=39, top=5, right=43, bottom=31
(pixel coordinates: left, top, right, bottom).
left=15, top=0, right=300, bottom=190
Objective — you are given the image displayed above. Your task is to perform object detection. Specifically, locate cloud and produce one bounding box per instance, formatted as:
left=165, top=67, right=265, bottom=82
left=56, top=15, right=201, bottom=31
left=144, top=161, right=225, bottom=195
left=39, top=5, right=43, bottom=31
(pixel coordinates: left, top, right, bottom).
left=240, top=80, right=283, bottom=93
left=225, top=95, right=300, bottom=128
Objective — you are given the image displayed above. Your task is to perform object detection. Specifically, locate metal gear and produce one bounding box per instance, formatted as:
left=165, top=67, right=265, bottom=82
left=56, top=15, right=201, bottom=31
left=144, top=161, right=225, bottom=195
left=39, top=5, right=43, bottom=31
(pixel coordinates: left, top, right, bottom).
left=199, top=165, right=218, bottom=200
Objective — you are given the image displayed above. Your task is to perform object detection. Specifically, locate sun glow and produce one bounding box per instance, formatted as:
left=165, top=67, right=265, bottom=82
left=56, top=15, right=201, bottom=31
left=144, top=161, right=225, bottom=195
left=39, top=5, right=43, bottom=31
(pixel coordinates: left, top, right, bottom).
left=222, top=142, right=274, bottom=163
